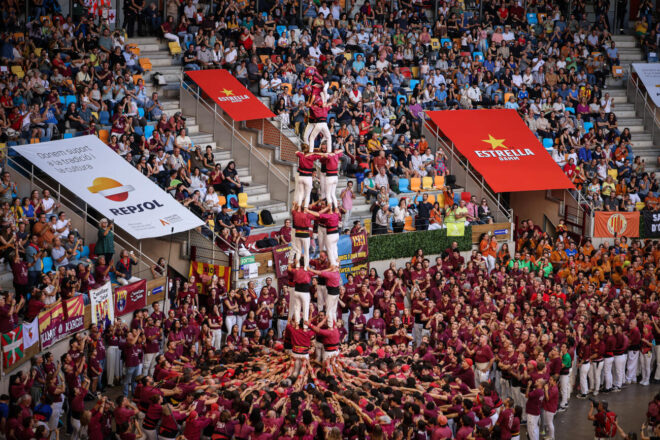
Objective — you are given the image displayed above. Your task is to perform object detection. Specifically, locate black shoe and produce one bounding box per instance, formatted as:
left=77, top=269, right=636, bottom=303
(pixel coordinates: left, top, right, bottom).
left=577, top=394, right=587, bottom=399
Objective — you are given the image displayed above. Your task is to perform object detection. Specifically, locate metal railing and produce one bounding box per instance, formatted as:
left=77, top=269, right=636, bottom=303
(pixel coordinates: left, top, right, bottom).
left=6, top=154, right=159, bottom=278
left=626, top=68, right=660, bottom=145
left=423, top=120, right=513, bottom=224
left=179, top=75, right=292, bottom=205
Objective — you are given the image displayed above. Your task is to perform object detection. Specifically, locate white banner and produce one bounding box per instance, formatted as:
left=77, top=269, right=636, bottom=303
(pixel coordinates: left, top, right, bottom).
left=15, top=136, right=203, bottom=239
left=90, top=282, right=114, bottom=327
left=23, top=318, right=39, bottom=350
left=632, top=63, right=660, bottom=108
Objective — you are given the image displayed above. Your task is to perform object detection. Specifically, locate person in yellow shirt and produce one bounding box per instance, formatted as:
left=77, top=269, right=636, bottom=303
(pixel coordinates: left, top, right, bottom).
left=366, top=132, right=382, bottom=155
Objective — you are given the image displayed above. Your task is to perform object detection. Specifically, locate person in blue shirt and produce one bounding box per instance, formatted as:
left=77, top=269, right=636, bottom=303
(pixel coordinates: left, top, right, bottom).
left=578, top=145, right=593, bottom=163
left=351, top=54, right=365, bottom=74
left=517, top=85, right=529, bottom=100
left=25, top=234, right=44, bottom=289
left=435, top=85, right=448, bottom=109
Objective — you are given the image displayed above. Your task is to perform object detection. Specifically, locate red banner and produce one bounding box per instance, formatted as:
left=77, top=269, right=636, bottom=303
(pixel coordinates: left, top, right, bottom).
left=273, top=244, right=292, bottom=279
left=186, top=69, right=276, bottom=121
left=188, top=261, right=231, bottom=293
left=426, top=110, right=574, bottom=193
left=39, top=296, right=85, bottom=348
left=114, top=279, right=147, bottom=316
left=593, top=211, right=640, bottom=238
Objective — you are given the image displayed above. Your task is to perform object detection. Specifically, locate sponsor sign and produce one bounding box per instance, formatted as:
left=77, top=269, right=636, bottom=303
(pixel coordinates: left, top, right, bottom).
left=186, top=69, right=276, bottom=121
left=632, top=63, right=660, bottom=108
left=14, top=137, right=203, bottom=239
left=426, top=109, right=574, bottom=193
left=642, top=211, right=660, bottom=238
left=593, top=211, right=640, bottom=238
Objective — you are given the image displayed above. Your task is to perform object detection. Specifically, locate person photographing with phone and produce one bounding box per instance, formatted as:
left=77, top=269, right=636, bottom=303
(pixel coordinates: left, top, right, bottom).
left=588, top=399, right=618, bottom=440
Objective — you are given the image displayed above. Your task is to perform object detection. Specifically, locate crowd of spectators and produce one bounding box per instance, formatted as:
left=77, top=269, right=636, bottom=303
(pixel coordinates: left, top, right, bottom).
left=2, top=209, right=660, bottom=439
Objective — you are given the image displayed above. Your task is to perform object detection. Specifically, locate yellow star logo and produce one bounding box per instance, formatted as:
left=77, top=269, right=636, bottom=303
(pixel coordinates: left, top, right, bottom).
left=481, top=134, right=507, bottom=149
left=220, top=88, right=234, bottom=96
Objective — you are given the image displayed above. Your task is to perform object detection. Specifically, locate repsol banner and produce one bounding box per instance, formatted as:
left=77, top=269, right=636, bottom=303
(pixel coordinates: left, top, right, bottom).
left=14, top=136, right=203, bottom=239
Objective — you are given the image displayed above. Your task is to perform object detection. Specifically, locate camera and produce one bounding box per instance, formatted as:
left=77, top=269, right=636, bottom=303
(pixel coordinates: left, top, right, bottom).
left=588, top=397, right=599, bottom=406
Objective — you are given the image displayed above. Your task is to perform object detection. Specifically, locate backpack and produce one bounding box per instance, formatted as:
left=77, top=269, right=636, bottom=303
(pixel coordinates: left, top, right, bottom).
left=603, top=411, right=617, bottom=438
left=260, top=209, right=274, bottom=225
left=256, top=238, right=278, bottom=249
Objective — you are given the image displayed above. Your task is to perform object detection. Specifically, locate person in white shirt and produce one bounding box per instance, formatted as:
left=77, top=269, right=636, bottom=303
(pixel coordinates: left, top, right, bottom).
left=224, top=42, right=237, bottom=65
left=512, top=71, right=523, bottom=89
left=309, top=43, right=322, bottom=60
left=175, top=128, right=192, bottom=152
left=467, top=84, right=482, bottom=105
left=330, top=0, right=341, bottom=19
left=204, top=186, right=222, bottom=212
left=55, top=212, right=71, bottom=239
left=318, top=2, right=330, bottom=18
left=40, top=189, right=58, bottom=219
left=600, top=93, right=613, bottom=113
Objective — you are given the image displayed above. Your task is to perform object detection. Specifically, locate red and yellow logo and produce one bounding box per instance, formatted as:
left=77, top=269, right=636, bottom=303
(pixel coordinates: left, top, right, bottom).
left=217, top=88, right=249, bottom=103
left=474, top=134, right=535, bottom=161
left=87, top=177, right=135, bottom=202
left=606, top=213, right=628, bottom=236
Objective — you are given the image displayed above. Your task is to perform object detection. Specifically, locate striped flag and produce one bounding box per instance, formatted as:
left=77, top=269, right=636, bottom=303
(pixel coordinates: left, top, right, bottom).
left=1, top=326, right=23, bottom=369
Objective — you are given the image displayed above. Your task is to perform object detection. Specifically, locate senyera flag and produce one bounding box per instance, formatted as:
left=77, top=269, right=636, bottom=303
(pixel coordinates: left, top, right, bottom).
left=593, top=211, right=640, bottom=238
left=186, top=69, right=276, bottom=121
left=426, top=109, right=574, bottom=193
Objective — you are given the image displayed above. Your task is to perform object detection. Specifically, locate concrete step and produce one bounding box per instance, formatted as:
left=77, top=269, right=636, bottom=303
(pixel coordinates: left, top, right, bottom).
left=213, top=150, right=232, bottom=161
left=620, top=52, right=645, bottom=61
left=137, top=43, right=168, bottom=52
left=613, top=110, right=636, bottom=118
left=128, top=37, right=162, bottom=45
left=607, top=88, right=627, bottom=97
left=244, top=184, right=269, bottom=196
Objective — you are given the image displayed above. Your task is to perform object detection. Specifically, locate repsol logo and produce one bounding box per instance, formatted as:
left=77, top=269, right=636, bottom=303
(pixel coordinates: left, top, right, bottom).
left=109, top=200, right=164, bottom=216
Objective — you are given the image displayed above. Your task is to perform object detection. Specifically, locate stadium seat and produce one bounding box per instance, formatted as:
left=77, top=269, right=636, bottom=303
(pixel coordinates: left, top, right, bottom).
left=65, top=95, right=77, bottom=106
left=226, top=194, right=237, bottom=209
left=440, top=38, right=452, bottom=49
left=410, top=66, right=420, bottom=79
left=400, top=67, right=412, bottom=78
left=403, top=216, right=416, bottom=231
left=169, top=41, right=182, bottom=55
left=139, top=58, right=152, bottom=71
left=542, top=138, right=553, bottom=149
left=583, top=122, right=593, bottom=132
left=40, top=136, right=51, bottom=142
left=138, top=107, right=145, bottom=118
left=434, top=175, right=445, bottom=189
left=430, top=38, right=440, bottom=50
left=422, top=176, right=433, bottom=190
left=10, top=65, right=25, bottom=79
left=99, top=111, right=110, bottom=125
left=133, top=74, right=143, bottom=84
left=526, top=12, right=538, bottom=24
left=217, top=195, right=226, bottom=207
left=59, top=96, right=66, bottom=105
left=280, top=83, right=293, bottom=95
left=409, top=79, right=420, bottom=91
left=453, top=192, right=461, bottom=204
left=42, top=257, right=53, bottom=273
left=63, top=133, right=74, bottom=139
left=410, top=177, right=421, bottom=192
left=144, top=125, right=155, bottom=139
left=247, top=212, right=262, bottom=228
left=612, top=65, right=624, bottom=78
left=472, top=52, right=484, bottom=61
left=566, top=106, right=575, bottom=114
left=461, top=191, right=471, bottom=203
left=396, top=95, right=407, bottom=104
left=504, top=92, right=514, bottom=103
left=426, top=194, right=436, bottom=205
left=276, top=25, right=287, bottom=36
left=238, top=193, right=254, bottom=209
left=389, top=197, right=398, bottom=209
left=398, top=178, right=410, bottom=193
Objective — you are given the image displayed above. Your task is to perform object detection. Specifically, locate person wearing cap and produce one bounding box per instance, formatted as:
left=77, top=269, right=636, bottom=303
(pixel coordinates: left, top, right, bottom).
left=431, top=414, right=452, bottom=439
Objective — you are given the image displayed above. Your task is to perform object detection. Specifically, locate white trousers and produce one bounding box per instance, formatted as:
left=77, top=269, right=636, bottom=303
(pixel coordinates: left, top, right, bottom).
left=542, top=410, right=555, bottom=440
left=579, top=362, right=591, bottom=395
left=625, top=350, right=639, bottom=383
left=602, top=357, right=614, bottom=390
left=641, top=351, right=652, bottom=385
left=559, top=374, right=570, bottom=407
left=326, top=232, right=339, bottom=266
left=291, top=236, right=310, bottom=269
left=106, top=346, right=122, bottom=386
left=304, top=122, right=332, bottom=152
left=613, top=354, right=626, bottom=388
left=317, top=284, right=327, bottom=311
left=143, top=352, right=157, bottom=377
left=211, top=329, right=223, bottom=350
left=589, top=360, right=604, bottom=393
left=474, top=362, right=490, bottom=387
left=292, top=290, right=311, bottom=324
left=320, top=173, right=326, bottom=202
left=485, top=255, right=496, bottom=273
left=654, top=345, right=660, bottom=380
left=326, top=293, right=339, bottom=327
left=225, top=314, right=237, bottom=334
left=118, top=276, right=141, bottom=286
left=317, top=226, right=327, bottom=254
left=143, top=428, right=158, bottom=440
left=49, top=400, right=63, bottom=431
left=294, top=175, right=313, bottom=207
left=163, top=33, right=180, bottom=44
left=71, top=417, right=81, bottom=440
left=527, top=413, right=540, bottom=440
left=325, top=175, right=338, bottom=208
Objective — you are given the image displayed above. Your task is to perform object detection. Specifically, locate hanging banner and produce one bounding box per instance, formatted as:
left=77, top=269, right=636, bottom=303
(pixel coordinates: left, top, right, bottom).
left=632, top=64, right=660, bottom=108
left=593, top=211, right=640, bottom=238
left=1, top=326, right=23, bottom=370
left=90, top=282, right=114, bottom=327
left=185, top=69, right=276, bottom=121
left=273, top=244, right=292, bottom=279
left=188, top=261, right=231, bottom=293
left=147, top=277, right=167, bottom=300
left=641, top=211, right=660, bottom=238
left=338, top=232, right=370, bottom=283
left=114, top=280, right=147, bottom=317
left=447, top=222, right=466, bottom=237
left=426, top=110, right=574, bottom=193
left=14, top=136, right=204, bottom=240
left=22, top=318, right=39, bottom=350
left=39, top=296, right=85, bottom=349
